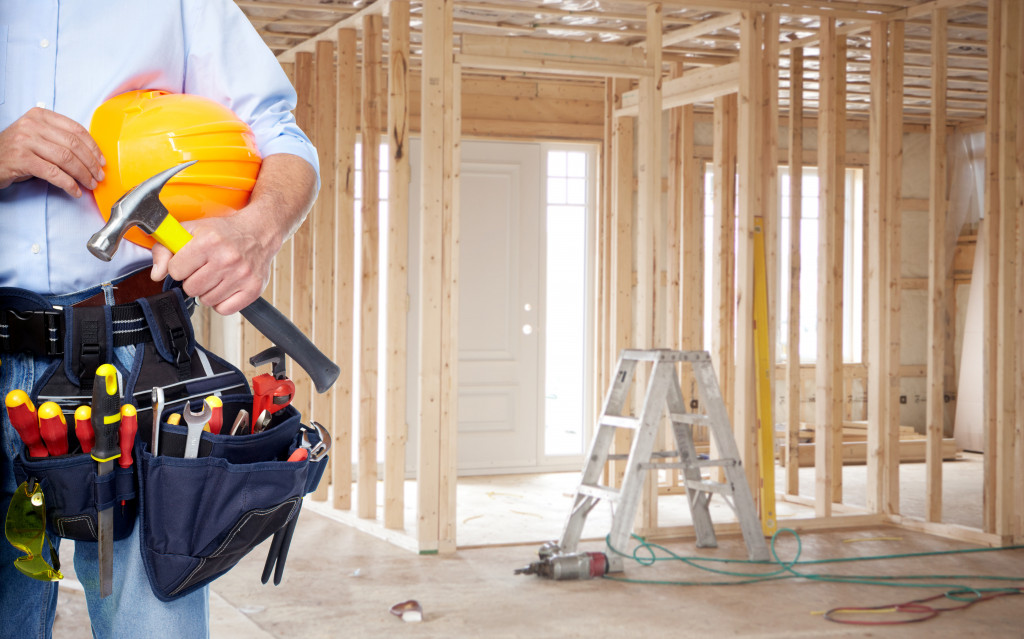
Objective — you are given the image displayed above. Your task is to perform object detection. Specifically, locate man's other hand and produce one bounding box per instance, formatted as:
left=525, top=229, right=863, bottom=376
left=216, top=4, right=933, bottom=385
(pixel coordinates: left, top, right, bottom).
left=0, top=107, right=106, bottom=198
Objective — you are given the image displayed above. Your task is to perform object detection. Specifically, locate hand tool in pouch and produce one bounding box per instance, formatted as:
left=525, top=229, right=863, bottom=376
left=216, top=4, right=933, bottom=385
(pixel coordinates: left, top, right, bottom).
left=118, top=405, right=138, bottom=507
left=204, top=396, right=223, bottom=434
left=37, top=402, right=69, bottom=456
left=75, top=406, right=94, bottom=454
left=119, top=405, right=138, bottom=468
left=182, top=401, right=212, bottom=459
left=5, top=390, right=48, bottom=458
left=151, top=386, right=165, bottom=456
left=250, top=347, right=295, bottom=422
left=262, top=422, right=331, bottom=586
left=91, top=364, right=122, bottom=598
left=229, top=409, right=249, bottom=436
left=86, top=161, right=340, bottom=393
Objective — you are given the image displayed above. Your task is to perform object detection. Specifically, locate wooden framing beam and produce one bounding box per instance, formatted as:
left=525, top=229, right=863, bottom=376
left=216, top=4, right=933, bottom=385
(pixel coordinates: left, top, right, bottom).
left=384, top=0, right=411, bottom=531
left=275, top=0, right=388, bottom=63
left=459, top=34, right=650, bottom=78
left=680, top=102, right=704, bottom=450
left=982, top=0, right=1000, bottom=531
left=312, top=38, right=338, bottom=501
left=866, top=21, right=900, bottom=515
left=735, top=10, right=762, bottom=495
left=292, top=51, right=316, bottom=434
left=618, top=63, right=739, bottom=116
left=712, top=93, right=737, bottom=424
left=885, top=19, right=905, bottom=518
left=814, top=17, right=839, bottom=518
left=636, top=2, right=662, bottom=535
left=784, top=47, right=803, bottom=495
left=663, top=12, right=740, bottom=47
left=358, top=13, right=383, bottom=520
left=926, top=8, right=948, bottom=523
left=995, top=0, right=1021, bottom=540
left=333, top=28, right=358, bottom=512
left=667, top=61, right=684, bottom=355
left=830, top=35, right=847, bottom=506
left=417, top=0, right=458, bottom=553
left=609, top=79, right=634, bottom=490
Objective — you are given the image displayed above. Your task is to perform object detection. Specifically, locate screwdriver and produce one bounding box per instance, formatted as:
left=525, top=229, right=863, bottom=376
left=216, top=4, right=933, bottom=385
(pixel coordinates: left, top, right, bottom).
left=119, top=404, right=138, bottom=507
left=37, top=402, right=69, bottom=456
left=119, top=404, right=138, bottom=469
left=75, top=406, right=94, bottom=454
left=5, top=390, right=48, bottom=458
left=91, top=363, right=121, bottom=599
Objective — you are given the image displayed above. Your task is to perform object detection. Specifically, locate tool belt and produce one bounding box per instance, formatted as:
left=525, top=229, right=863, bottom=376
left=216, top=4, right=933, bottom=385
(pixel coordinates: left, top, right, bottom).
left=5, top=281, right=327, bottom=600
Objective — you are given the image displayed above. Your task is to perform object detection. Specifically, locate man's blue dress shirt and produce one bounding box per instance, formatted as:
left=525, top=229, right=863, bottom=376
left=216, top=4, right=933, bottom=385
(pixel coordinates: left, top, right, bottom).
left=0, top=0, right=319, bottom=294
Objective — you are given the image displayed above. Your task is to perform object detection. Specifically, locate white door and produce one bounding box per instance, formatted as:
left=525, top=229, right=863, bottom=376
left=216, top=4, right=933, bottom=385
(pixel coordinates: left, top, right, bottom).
left=407, top=140, right=544, bottom=474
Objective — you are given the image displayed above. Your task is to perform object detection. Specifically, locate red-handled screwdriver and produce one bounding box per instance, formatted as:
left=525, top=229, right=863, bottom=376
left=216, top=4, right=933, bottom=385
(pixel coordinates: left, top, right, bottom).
left=38, top=402, right=69, bottom=456
left=75, top=406, right=94, bottom=454
left=5, top=390, right=48, bottom=458
left=119, top=404, right=138, bottom=469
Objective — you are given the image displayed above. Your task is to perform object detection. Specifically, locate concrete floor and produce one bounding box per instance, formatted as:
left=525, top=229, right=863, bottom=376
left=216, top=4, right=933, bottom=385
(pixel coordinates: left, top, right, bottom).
left=51, top=457, right=1024, bottom=637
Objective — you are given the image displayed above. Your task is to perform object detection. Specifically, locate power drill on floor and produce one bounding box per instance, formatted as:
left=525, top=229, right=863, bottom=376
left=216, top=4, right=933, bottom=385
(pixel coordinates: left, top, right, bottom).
left=514, top=542, right=609, bottom=580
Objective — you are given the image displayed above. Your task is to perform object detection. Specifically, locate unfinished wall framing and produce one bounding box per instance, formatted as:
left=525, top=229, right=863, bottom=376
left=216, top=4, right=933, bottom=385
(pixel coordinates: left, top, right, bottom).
left=194, top=0, right=1023, bottom=553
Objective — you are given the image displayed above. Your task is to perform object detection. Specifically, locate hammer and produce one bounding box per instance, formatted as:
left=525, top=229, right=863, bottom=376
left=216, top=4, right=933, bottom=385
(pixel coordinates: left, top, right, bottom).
left=88, top=161, right=339, bottom=394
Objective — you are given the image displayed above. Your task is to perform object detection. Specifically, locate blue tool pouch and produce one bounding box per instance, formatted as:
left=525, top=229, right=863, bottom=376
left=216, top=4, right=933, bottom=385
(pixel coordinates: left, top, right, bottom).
left=137, top=395, right=327, bottom=601
left=13, top=450, right=138, bottom=542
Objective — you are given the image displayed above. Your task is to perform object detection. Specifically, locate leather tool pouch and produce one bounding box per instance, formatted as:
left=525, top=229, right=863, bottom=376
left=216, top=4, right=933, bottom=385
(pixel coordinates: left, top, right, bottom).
left=136, top=395, right=327, bottom=602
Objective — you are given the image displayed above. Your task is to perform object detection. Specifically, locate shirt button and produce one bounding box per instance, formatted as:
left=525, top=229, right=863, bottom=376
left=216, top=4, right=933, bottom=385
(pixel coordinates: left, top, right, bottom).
left=31, top=244, right=41, bottom=254
left=36, top=102, right=46, bottom=109
left=40, top=39, right=50, bottom=48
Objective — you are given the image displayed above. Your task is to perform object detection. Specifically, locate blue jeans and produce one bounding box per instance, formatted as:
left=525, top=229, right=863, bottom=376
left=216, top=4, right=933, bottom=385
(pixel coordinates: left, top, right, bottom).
left=0, top=277, right=209, bottom=639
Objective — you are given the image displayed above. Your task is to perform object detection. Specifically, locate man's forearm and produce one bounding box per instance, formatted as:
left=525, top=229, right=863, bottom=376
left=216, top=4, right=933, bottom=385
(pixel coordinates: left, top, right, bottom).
left=240, top=153, right=318, bottom=258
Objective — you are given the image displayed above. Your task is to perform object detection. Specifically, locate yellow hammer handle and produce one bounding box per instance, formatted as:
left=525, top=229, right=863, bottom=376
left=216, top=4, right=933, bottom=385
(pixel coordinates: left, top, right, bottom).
left=151, top=215, right=194, bottom=254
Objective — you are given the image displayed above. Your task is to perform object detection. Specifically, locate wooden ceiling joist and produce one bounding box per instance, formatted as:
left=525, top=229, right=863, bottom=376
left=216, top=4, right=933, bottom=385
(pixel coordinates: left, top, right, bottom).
left=240, top=0, right=995, bottom=125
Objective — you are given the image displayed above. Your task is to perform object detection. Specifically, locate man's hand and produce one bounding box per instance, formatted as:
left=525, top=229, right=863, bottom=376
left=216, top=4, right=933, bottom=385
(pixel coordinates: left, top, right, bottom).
left=0, top=107, right=106, bottom=198
left=150, top=153, right=316, bottom=315
left=151, top=215, right=271, bottom=315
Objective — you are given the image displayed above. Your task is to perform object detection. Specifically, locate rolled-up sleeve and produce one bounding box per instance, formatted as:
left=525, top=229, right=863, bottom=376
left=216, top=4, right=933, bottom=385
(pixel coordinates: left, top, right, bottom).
left=181, top=0, right=320, bottom=189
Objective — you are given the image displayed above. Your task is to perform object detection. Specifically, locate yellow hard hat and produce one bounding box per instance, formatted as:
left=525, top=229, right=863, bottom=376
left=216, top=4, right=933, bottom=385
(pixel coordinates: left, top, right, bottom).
left=90, top=89, right=262, bottom=248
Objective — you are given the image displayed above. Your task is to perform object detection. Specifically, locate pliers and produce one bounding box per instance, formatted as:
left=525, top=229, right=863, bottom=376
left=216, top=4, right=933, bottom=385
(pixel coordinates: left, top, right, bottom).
left=261, top=422, right=331, bottom=586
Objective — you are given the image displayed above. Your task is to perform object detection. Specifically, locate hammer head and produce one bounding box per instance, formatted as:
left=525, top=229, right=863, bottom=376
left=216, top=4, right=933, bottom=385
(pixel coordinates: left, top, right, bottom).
left=87, top=160, right=197, bottom=261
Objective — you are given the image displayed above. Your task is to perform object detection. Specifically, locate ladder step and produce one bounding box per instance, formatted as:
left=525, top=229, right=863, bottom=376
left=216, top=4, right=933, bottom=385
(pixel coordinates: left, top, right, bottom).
left=599, top=415, right=641, bottom=430
left=619, top=349, right=711, bottom=363
left=670, top=412, right=709, bottom=425
left=682, top=479, right=733, bottom=496
left=576, top=483, right=621, bottom=503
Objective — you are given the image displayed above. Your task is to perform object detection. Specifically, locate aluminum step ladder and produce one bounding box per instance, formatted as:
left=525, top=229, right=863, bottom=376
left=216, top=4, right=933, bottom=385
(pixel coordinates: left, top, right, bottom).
left=558, top=349, right=770, bottom=570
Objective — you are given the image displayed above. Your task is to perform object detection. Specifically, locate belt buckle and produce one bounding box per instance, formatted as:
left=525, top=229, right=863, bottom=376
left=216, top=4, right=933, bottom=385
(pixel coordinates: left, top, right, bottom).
left=3, top=309, right=64, bottom=357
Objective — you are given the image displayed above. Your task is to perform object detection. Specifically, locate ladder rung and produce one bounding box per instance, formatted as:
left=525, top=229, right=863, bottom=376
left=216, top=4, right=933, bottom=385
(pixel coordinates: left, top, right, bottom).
left=670, top=412, right=709, bottom=425
left=619, top=349, right=711, bottom=363
left=599, top=415, right=641, bottom=430
left=683, top=479, right=732, bottom=495
left=577, top=483, right=621, bottom=503
left=697, top=457, right=739, bottom=468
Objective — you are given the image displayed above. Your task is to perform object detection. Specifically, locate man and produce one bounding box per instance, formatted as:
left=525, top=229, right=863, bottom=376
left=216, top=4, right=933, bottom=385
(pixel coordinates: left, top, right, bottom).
left=0, top=1, right=319, bottom=637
